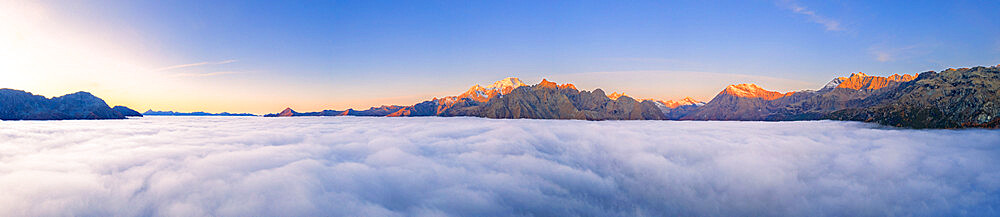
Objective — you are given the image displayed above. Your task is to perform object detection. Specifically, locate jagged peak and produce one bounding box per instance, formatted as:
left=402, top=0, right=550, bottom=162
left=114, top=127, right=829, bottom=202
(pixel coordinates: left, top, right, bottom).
left=607, top=92, right=627, bottom=100
left=534, top=79, right=578, bottom=90
left=679, top=97, right=703, bottom=105
left=537, top=78, right=556, bottom=86
left=725, top=83, right=765, bottom=91
left=833, top=72, right=917, bottom=90
left=722, top=83, right=791, bottom=100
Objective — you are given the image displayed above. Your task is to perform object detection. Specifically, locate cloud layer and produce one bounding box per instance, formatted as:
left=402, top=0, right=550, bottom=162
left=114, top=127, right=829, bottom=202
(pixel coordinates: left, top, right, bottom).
left=1, top=117, right=998, bottom=216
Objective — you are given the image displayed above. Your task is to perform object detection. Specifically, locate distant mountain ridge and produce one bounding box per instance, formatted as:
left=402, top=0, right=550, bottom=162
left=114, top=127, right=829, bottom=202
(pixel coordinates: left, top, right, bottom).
left=268, top=64, right=999, bottom=128
left=266, top=77, right=703, bottom=120
left=144, top=110, right=257, bottom=116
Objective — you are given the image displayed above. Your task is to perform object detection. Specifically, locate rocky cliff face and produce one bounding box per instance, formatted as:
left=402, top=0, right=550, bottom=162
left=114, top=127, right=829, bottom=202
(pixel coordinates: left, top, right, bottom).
left=0, top=89, right=125, bottom=120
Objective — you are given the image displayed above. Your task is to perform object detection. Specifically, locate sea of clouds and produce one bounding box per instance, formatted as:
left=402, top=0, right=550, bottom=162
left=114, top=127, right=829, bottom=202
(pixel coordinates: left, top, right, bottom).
left=0, top=116, right=998, bottom=216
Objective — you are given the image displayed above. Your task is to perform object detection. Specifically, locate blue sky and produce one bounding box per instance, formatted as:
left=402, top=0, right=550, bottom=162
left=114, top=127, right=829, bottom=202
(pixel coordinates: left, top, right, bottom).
left=3, top=0, right=998, bottom=113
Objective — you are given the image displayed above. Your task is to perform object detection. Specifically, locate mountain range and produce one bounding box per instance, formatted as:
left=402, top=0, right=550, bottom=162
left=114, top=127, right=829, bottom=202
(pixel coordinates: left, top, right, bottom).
left=267, top=64, right=1000, bottom=128
left=2, top=64, right=996, bottom=128
left=143, top=110, right=257, bottom=116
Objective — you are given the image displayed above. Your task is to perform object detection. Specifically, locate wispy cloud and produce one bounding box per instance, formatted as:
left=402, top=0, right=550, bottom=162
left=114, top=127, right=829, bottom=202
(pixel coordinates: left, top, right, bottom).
left=868, top=43, right=936, bottom=62
left=172, top=71, right=243, bottom=77
left=153, top=59, right=238, bottom=72
left=778, top=0, right=843, bottom=31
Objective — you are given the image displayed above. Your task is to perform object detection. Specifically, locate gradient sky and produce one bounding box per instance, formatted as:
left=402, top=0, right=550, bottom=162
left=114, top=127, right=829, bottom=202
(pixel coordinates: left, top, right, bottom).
left=1, top=0, right=998, bottom=114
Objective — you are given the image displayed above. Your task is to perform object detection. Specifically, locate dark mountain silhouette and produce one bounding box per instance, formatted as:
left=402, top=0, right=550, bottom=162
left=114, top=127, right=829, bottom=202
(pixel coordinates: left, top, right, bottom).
left=112, top=106, right=143, bottom=117
left=0, top=89, right=125, bottom=120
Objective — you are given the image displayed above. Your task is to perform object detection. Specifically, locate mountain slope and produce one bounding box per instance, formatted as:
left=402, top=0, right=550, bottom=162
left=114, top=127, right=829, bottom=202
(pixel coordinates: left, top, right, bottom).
left=828, top=66, right=1000, bottom=128
left=112, top=106, right=143, bottom=117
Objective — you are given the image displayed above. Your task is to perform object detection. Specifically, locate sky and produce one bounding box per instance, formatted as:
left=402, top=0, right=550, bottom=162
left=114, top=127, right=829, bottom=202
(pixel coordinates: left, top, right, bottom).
left=1, top=0, right=998, bottom=114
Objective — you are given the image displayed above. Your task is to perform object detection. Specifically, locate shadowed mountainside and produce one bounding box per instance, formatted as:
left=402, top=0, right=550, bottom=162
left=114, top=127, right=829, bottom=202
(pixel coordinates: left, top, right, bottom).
left=112, top=106, right=143, bottom=117
left=0, top=89, right=127, bottom=120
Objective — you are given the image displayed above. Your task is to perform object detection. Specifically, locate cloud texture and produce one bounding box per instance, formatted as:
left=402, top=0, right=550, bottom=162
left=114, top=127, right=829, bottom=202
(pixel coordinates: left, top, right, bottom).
left=0, top=117, right=998, bottom=216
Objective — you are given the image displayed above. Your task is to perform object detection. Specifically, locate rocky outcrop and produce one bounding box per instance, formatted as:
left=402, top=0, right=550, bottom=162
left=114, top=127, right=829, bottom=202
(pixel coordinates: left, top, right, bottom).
left=112, top=106, right=143, bottom=117
left=0, top=89, right=125, bottom=120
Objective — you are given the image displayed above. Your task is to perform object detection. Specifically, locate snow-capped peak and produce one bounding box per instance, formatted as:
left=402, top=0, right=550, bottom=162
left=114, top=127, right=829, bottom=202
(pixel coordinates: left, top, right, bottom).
left=486, top=77, right=527, bottom=90
left=821, top=78, right=844, bottom=90
left=456, top=77, right=528, bottom=102
left=658, top=97, right=706, bottom=108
